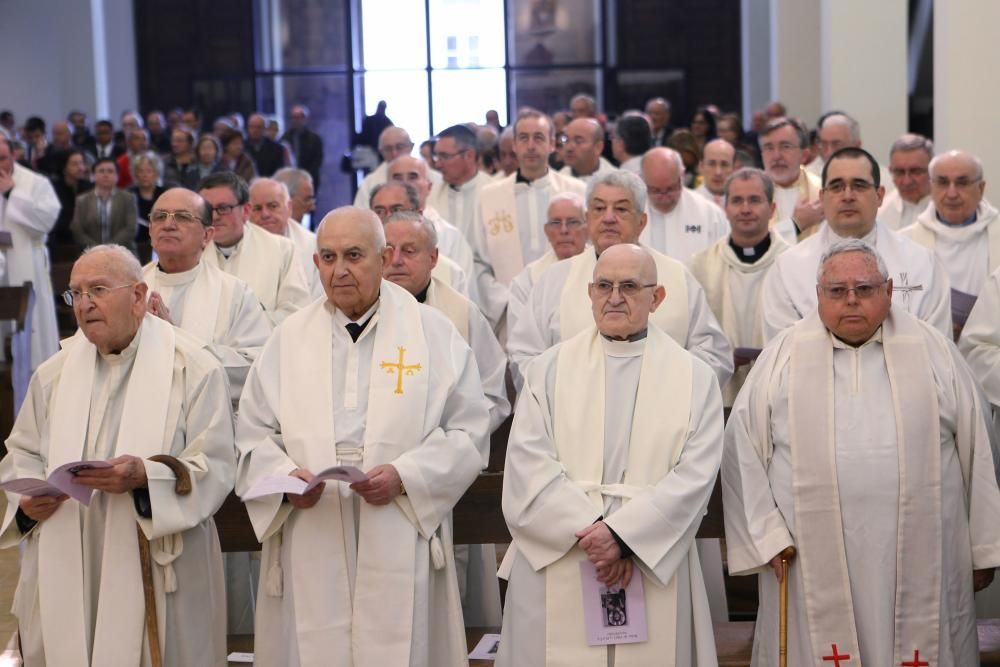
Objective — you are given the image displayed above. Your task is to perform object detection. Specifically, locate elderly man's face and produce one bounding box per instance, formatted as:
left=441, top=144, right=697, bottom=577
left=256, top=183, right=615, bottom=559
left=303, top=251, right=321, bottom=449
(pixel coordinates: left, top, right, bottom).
left=249, top=181, right=292, bottom=235
left=760, top=124, right=804, bottom=187
left=383, top=219, right=438, bottom=296
left=562, top=120, right=603, bottom=174
left=641, top=155, right=683, bottom=214
left=646, top=102, right=669, bottom=132
left=289, top=180, right=316, bottom=221
left=587, top=184, right=647, bottom=254
left=817, top=123, right=857, bottom=162
left=315, top=212, right=392, bottom=319
left=817, top=251, right=892, bottom=345
left=589, top=246, right=665, bottom=339
left=821, top=155, right=884, bottom=237
left=931, top=153, right=985, bottom=226
left=388, top=157, right=431, bottom=206
left=247, top=115, right=266, bottom=142
left=201, top=186, right=247, bottom=248
left=699, top=141, right=736, bottom=195
left=150, top=189, right=213, bottom=269
left=889, top=149, right=931, bottom=205
left=69, top=252, right=147, bottom=355
left=371, top=185, right=415, bottom=222
left=544, top=199, right=588, bottom=260
left=570, top=98, right=594, bottom=119
left=378, top=128, right=413, bottom=163
left=433, top=136, right=474, bottom=185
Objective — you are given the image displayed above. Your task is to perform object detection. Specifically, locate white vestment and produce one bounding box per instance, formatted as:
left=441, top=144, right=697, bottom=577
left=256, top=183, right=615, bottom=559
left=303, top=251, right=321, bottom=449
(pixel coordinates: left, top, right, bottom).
left=619, top=156, right=642, bottom=174
left=639, top=189, right=729, bottom=264
left=285, top=218, right=325, bottom=299
left=497, top=325, right=722, bottom=666
left=0, top=162, right=60, bottom=368
left=427, top=171, right=494, bottom=240
left=0, top=315, right=236, bottom=667
left=507, top=248, right=734, bottom=390
left=235, top=280, right=491, bottom=667
left=471, top=170, right=587, bottom=327
left=960, top=265, right=1000, bottom=411
left=352, top=162, right=387, bottom=209
left=900, top=199, right=1000, bottom=296
left=687, top=231, right=789, bottom=406
left=507, top=249, right=561, bottom=388
left=431, top=254, right=471, bottom=297
left=558, top=156, right=618, bottom=186
left=760, top=223, right=953, bottom=342
left=142, top=260, right=272, bottom=405
left=878, top=189, right=931, bottom=231
left=723, top=309, right=1000, bottom=667
left=202, top=221, right=313, bottom=325
left=424, top=205, right=475, bottom=279
left=770, top=168, right=821, bottom=245
left=693, top=183, right=723, bottom=208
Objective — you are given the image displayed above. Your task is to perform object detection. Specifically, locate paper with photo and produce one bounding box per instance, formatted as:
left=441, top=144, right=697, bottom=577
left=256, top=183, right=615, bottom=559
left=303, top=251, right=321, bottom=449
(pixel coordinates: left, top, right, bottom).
left=579, top=559, right=648, bottom=646
left=468, top=633, right=502, bottom=660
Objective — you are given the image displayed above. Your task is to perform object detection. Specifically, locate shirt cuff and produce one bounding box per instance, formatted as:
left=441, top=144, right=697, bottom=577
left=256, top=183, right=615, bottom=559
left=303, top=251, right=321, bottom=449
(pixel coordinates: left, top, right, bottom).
left=15, top=507, right=38, bottom=534
left=132, top=488, right=153, bottom=519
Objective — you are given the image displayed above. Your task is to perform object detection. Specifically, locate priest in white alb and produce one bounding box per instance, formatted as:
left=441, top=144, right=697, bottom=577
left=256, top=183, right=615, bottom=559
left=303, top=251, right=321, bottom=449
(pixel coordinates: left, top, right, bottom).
left=426, top=124, right=495, bottom=240
left=470, top=109, right=586, bottom=329
left=235, top=206, right=492, bottom=667
left=723, top=239, right=1000, bottom=667
left=0, top=244, right=236, bottom=666
left=693, top=138, right=736, bottom=208
left=497, top=244, right=721, bottom=666
left=688, top=168, right=788, bottom=406
left=761, top=147, right=952, bottom=342
left=198, top=171, right=312, bottom=324
left=507, top=170, right=733, bottom=390
left=638, top=147, right=728, bottom=263
left=143, top=187, right=271, bottom=407
left=758, top=117, right=823, bottom=244
left=959, top=263, right=1000, bottom=419
left=877, top=133, right=933, bottom=230
left=249, top=177, right=325, bottom=298
left=901, top=149, right=999, bottom=335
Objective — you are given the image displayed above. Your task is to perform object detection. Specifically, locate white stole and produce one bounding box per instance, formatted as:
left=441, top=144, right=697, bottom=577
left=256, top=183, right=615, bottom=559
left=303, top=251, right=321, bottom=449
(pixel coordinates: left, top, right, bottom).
left=785, top=312, right=972, bottom=665
left=202, top=224, right=273, bottom=305
left=277, top=280, right=432, bottom=666
left=907, top=202, right=1000, bottom=282
left=143, top=262, right=224, bottom=343
left=41, top=315, right=175, bottom=667
left=546, top=325, right=693, bottom=666
left=425, top=277, right=470, bottom=341
left=559, top=249, right=689, bottom=344
left=479, top=175, right=524, bottom=286
left=529, top=248, right=559, bottom=282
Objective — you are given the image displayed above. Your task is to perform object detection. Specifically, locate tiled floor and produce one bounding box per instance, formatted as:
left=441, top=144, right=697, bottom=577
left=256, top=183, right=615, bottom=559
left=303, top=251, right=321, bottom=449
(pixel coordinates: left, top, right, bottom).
left=0, top=546, right=18, bottom=665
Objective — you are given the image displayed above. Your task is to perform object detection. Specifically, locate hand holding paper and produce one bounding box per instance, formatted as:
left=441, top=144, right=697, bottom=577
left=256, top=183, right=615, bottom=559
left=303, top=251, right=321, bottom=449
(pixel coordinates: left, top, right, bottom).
left=19, top=494, right=68, bottom=522
left=349, top=464, right=402, bottom=506
left=1, top=460, right=114, bottom=506
left=241, top=465, right=370, bottom=504
left=288, top=469, right=324, bottom=510
left=72, top=455, right=148, bottom=494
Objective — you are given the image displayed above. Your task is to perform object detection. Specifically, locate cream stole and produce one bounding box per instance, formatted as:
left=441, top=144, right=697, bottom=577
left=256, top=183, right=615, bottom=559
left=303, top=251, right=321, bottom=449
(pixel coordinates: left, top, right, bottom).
left=786, top=311, right=972, bottom=665
left=41, top=315, right=175, bottom=667
left=143, top=261, right=224, bottom=343
left=479, top=174, right=524, bottom=286
left=769, top=168, right=819, bottom=239
left=546, top=325, right=693, bottom=667
left=529, top=248, right=559, bottom=282
left=559, top=249, right=689, bottom=344
left=908, top=202, right=1000, bottom=279
left=426, top=276, right=470, bottom=341
left=277, top=280, right=433, bottom=666
left=430, top=254, right=464, bottom=291
left=202, top=223, right=273, bottom=305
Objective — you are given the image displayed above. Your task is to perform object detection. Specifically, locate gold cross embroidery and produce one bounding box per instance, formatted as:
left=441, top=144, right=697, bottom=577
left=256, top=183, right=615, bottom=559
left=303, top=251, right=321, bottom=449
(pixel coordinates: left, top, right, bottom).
left=486, top=210, right=514, bottom=236
left=380, top=346, right=422, bottom=395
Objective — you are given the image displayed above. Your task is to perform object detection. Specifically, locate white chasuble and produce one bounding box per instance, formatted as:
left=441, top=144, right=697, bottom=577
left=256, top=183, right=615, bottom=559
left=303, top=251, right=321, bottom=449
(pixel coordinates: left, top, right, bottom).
left=0, top=315, right=236, bottom=667
left=722, top=309, right=1000, bottom=667
left=960, top=265, right=1000, bottom=409
left=901, top=199, right=1000, bottom=296
left=498, top=326, right=722, bottom=666
left=236, top=280, right=491, bottom=667
left=638, top=189, right=729, bottom=264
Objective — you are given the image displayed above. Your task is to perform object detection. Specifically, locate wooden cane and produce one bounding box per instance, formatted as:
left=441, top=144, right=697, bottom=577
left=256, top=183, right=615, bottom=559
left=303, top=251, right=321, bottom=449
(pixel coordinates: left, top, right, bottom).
left=137, top=455, right=192, bottom=667
left=779, top=546, right=797, bottom=667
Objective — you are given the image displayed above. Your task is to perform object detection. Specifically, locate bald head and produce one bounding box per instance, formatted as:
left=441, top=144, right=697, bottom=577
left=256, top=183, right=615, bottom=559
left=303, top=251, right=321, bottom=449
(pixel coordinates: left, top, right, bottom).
left=641, top=147, right=685, bottom=214
left=589, top=244, right=664, bottom=339
left=929, top=149, right=986, bottom=225
left=378, top=127, right=414, bottom=162
left=388, top=155, right=432, bottom=205
left=699, top=139, right=736, bottom=195
left=315, top=207, right=390, bottom=318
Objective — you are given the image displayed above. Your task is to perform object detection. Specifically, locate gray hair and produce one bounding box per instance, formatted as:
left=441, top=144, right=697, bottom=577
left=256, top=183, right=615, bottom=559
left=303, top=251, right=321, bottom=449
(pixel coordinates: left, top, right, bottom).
left=249, top=177, right=290, bottom=204
left=81, top=244, right=144, bottom=282
left=130, top=151, right=163, bottom=185
left=640, top=147, right=685, bottom=176
left=370, top=180, right=420, bottom=210
left=889, top=133, right=933, bottom=160
left=586, top=170, right=648, bottom=213
left=816, top=239, right=889, bottom=283
left=273, top=167, right=313, bottom=197
left=384, top=210, right=438, bottom=249
left=723, top=168, right=775, bottom=203
left=820, top=113, right=861, bottom=143
left=316, top=207, right=386, bottom=252
left=547, top=191, right=586, bottom=216
left=928, top=149, right=984, bottom=182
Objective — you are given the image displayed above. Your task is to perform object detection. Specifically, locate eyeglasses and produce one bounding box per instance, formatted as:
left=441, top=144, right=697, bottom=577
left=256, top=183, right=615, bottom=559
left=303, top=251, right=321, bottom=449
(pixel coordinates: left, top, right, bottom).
left=373, top=204, right=412, bottom=219
left=591, top=280, right=657, bottom=297
left=824, top=179, right=876, bottom=195
left=816, top=281, right=886, bottom=300
left=760, top=141, right=799, bottom=154
left=889, top=167, right=928, bottom=178
left=544, top=218, right=584, bottom=229
left=433, top=149, right=468, bottom=162
left=931, top=176, right=981, bottom=190
left=62, top=283, right=133, bottom=306
left=209, top=203, right=240, bottom=217
left=149, top=209, right=203, bottom=225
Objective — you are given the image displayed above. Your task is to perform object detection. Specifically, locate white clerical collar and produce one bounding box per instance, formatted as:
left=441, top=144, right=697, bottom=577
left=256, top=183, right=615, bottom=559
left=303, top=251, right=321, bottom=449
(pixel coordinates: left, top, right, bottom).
left=154, top=261, right=202, bottom=285
left=829, top=325, right=883, bottom=350
left=600, top=330, right=648, bottom=358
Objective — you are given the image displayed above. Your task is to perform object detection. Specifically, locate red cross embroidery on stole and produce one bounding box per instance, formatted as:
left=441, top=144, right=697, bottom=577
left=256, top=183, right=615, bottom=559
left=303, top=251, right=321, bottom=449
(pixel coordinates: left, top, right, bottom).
left=901, top=650, right=929, bottom=667
left=822, top=644, right=852, bottom=665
